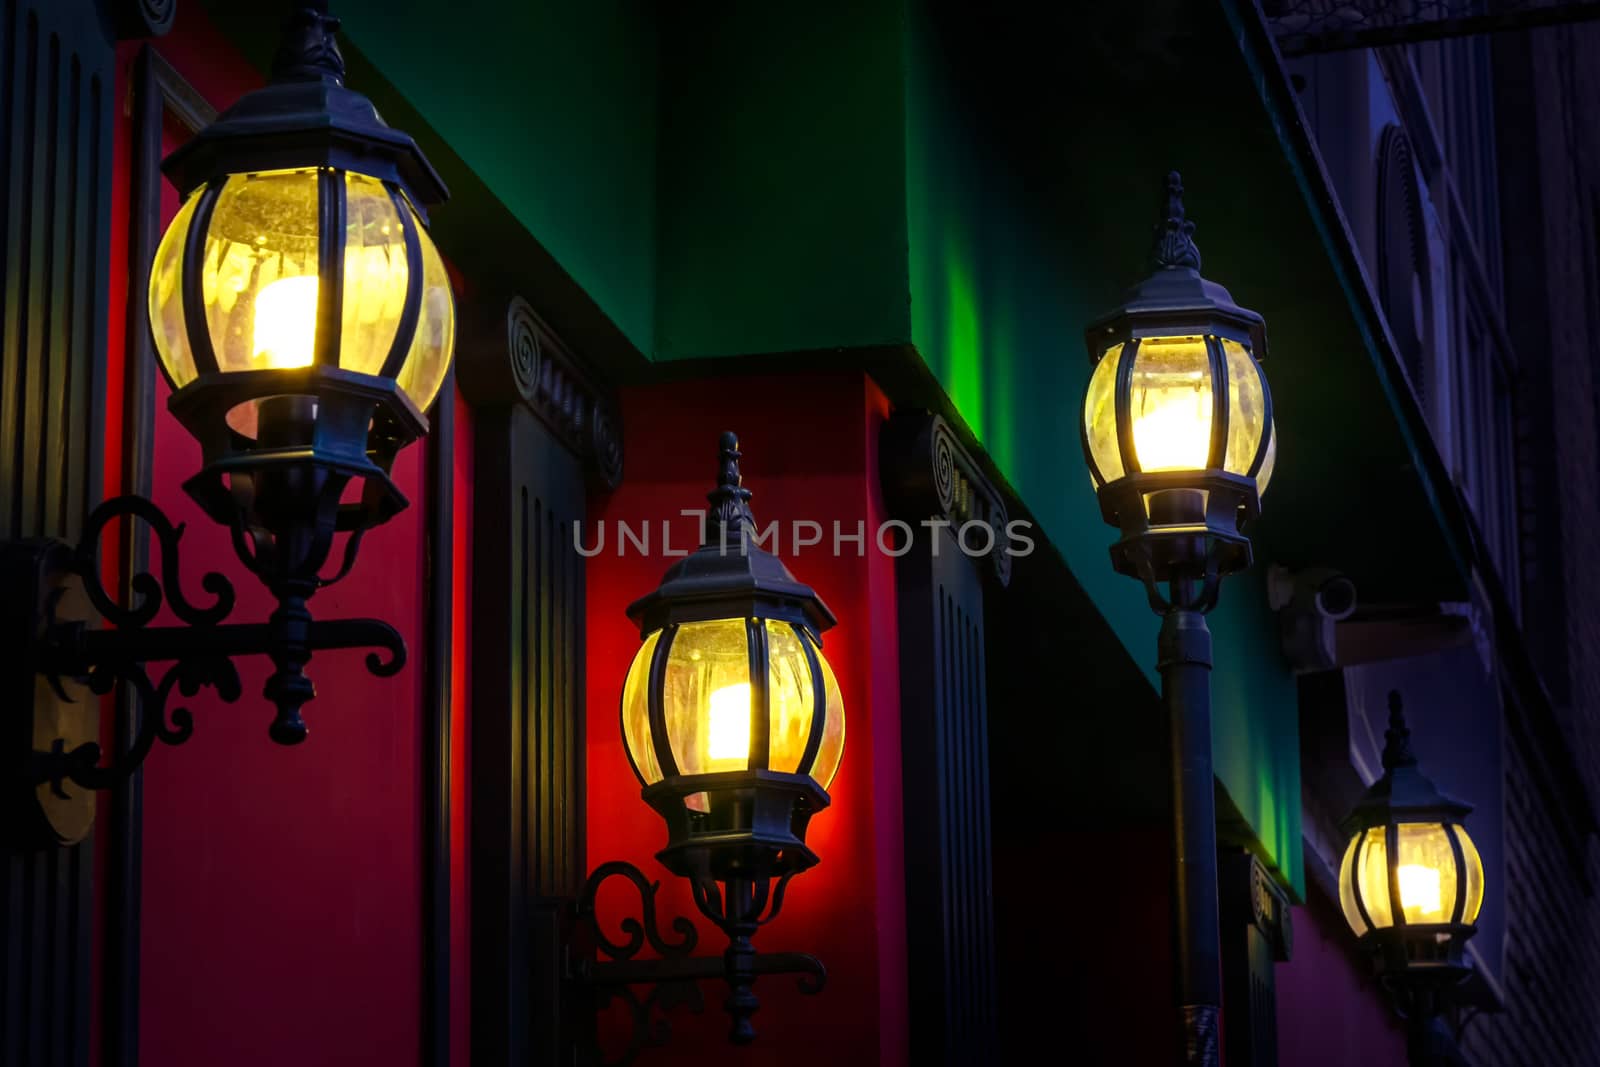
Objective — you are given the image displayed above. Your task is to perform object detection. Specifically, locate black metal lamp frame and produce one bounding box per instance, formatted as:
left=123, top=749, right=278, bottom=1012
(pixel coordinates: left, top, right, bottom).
left=1082, top=172, right=1273, bottom=615
left=568, top=433, right=833, bottom=1061
left=3, top=1, right=447, bottom=841
left=1081, top=172, right=1274, bottom=1067
left=1342, top=691, right=1478, bottom=1067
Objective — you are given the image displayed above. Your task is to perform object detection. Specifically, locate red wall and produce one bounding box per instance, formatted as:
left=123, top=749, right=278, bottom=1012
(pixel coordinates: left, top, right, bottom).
left=585, top=371, right=909, bottom=1065
left=1276, top=899, right=1408, bottom=1067
left=101, top=10, right=473, bottom=1066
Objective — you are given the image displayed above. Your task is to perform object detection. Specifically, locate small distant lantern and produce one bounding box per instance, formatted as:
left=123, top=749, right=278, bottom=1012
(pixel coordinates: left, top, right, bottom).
left=1081, top=172, right=1274, bottom=599
left=144, top=0, right=454, bottom=742
left=619, top=431, right=844, bottom=1042
left=1339, top=692, right=1484, bottom=986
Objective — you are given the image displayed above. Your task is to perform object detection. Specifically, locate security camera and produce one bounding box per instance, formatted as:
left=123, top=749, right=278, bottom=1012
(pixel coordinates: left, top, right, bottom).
left=1267, top=565, right=1358, bottom=671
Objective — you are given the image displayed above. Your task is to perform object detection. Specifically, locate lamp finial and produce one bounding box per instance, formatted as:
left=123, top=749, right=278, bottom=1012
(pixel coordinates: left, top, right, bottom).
left=273, top=2, right=345, bottom=84
left=1151, top=170, right=1202, bottom=272
left=1381, top=689, right=1418, bottom=771
left=706, top=431, right=756, bottom=544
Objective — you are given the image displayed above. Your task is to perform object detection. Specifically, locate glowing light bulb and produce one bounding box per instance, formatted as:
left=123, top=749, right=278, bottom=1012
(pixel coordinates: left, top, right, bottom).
left=1132, top=385, right=1213, bottom=471
left=252, top=274, right=319, bottom=369
left=1397, top=863, right=1443, bottom=918
left=708, top=682, right=752, bottom=765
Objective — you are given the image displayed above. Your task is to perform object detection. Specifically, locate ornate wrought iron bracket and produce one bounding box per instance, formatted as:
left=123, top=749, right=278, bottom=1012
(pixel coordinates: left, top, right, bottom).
left=3, top=494, right=406, bottom=842
left=573, top=860, right=825, bottom=1065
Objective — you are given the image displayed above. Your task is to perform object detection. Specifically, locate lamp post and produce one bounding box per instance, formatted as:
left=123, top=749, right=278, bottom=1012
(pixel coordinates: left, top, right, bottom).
left=3, top=0, right=453, bottom=838
left=571, top=431, right=839, bottom=1054
left=1079, top=172, right=1276, bottom=1065
left=1338, top=692, right=1483, bottom=1066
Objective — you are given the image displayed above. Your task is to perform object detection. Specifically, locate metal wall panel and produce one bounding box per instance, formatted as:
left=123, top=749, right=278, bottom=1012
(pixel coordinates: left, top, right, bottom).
left=0, top=1, right=115, bottom=1063
left=460, top=295, right=619, bottom=1066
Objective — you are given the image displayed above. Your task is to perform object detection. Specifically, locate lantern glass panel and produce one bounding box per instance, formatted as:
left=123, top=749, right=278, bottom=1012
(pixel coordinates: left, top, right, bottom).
left=1256, top=424, right=1277, bottom=495
left=1221, top=338, right=1269, bottom=484
left=809, top=633, right=845, bottom=789
left=1354, top=828, right=1393, bottom=927
left=394, top=195, right=455, bottom=412
left=1392, top=822, right=1458, bottom=923
left=765, top=621, right=816, bottom=773
left=662, top=619, right=759, bottom=776
left=199, top=169, right=328, bottom=373
left=1455, top=824, right=1485, bottom=924
left=1083, top=342, right=1125, bottom=485
left=1338, top=832, right=1367, bottom=936
left=1129, top=336, right=1213, bottom=473
left=621, top=628, right=664, bottom=785
left=149, top=190, right=201, bottom=387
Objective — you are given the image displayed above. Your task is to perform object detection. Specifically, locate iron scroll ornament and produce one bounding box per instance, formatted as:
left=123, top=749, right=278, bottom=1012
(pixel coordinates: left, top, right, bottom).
left=18, top=493, right=405, bottom=795
left=575, top=860, right=826, bottom=1065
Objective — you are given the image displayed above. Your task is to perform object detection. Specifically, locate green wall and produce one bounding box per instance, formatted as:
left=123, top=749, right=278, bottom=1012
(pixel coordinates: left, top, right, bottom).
left=653, top=2, right=910, bottom=360
left=338, top=0, right=660, bottom=354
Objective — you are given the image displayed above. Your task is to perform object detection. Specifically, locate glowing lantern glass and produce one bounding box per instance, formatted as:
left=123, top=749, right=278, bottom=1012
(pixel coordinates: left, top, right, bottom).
left=1340, top=692, right=1483, bottom=982
left=621, top=618, right=845, bottom=791
left=1081, top=173, right=1274, bottom=596
left=149, top=167, right=454, bottom=423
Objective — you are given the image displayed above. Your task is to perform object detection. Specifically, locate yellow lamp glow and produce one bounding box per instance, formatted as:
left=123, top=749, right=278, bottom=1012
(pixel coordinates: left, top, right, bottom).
left=1128, top=337, right=1214, bottom=472
left=1131, top=372, right=1212, bottom=471
left=707, top=683, right=752, bottom=765
left=148, top=167, right=456, bottom=412
left=252, top=275, right=318, bottom=369
left=1396, top=864, right=1443, bottom=918
left=1338, top=821, right=1483, bottom=936
left=621, top=618, right=845, bottom=789
left=1081, top=334, right=1273, bottom=493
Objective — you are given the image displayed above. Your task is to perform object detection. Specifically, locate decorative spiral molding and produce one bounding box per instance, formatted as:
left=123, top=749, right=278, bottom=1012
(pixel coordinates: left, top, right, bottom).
left=879, top=411, right=1012, bottom=587
left=507, top=297, right=544, bottom=403
left=460, top=294, right=623, bottom=490
left=113, top=0, right=175, bottom=40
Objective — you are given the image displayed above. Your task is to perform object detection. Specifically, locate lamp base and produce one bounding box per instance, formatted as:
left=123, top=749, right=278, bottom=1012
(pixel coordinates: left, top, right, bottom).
left=641, top=769, right=828, bottom=883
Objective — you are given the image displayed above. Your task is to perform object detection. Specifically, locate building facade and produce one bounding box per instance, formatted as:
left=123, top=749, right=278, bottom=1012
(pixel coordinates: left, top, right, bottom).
left=0, top=2, right=1596, bottom=1065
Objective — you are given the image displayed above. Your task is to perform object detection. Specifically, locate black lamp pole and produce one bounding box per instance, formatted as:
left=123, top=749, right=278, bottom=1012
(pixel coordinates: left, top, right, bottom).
left=1161, top=583, right=1222, bottom=1062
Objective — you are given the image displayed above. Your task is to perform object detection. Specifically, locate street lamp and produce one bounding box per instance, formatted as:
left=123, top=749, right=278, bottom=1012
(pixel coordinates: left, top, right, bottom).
left=574, top=432, right=838, bottom=1050
left=3, top=0, right=453, bottom=835
left=1339, top=691, right=1483, bottom=1065
left=1080, top=171, right=1275, bottom=1064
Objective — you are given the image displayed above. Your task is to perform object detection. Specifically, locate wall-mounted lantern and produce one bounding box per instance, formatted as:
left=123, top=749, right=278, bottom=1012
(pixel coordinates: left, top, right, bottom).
left=1339, top=691, right=1483, bottom=1065
left=2, top=0, right=452, bottom=841
left=1079, top=171, right=1275, bottom=1065
left=574, top=432, right=838, bottom=1053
